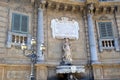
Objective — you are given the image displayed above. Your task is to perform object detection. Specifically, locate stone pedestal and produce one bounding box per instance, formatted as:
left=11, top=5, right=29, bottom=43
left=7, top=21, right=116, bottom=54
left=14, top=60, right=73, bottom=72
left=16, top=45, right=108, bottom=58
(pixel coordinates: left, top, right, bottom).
left=36, top=64, right=47, bottom=80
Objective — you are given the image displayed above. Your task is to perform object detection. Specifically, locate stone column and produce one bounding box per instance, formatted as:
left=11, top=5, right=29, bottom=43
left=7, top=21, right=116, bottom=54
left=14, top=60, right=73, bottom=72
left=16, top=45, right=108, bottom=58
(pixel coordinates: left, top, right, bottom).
left=87, top=4, right=98, bottom=63
left=37, top=6, right=44, bottom=62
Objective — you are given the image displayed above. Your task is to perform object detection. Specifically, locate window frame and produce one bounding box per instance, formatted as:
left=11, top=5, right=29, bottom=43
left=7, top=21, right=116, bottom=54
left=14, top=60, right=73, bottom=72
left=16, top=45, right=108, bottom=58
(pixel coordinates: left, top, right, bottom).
left=96, top=20, right=115, bottom=39
left=6, top=11, right=32, bottom=49
left=96, top=15, right=120, bottom=52
left=98, top=21, right=114, bottom=39
left=11, top=13, right=29, bottom=34
left=96, top=19, right=120, bottom=52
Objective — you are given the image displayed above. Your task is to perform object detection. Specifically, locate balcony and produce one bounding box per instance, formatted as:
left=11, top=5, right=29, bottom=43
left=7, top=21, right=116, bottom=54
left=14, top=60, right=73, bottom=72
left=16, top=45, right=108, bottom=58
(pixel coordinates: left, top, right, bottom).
left=100, top=39, right=114, bottom=49
left=99, top=38, right=120, bottom=52
left=6, top=31, right=31, bottom=49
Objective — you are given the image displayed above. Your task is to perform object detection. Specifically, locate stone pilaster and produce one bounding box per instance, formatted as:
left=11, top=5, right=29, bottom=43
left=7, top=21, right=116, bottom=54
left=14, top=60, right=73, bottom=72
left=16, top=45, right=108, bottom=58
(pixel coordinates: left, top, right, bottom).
left=37, top=4, right=44, bottom=62
left=87, top=4, right=98, bottom=63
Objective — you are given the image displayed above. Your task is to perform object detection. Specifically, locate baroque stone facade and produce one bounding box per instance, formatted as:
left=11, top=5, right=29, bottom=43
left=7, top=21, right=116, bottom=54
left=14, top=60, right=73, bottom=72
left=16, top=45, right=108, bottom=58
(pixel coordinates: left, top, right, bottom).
left=0, top=0, right=120, bottom=80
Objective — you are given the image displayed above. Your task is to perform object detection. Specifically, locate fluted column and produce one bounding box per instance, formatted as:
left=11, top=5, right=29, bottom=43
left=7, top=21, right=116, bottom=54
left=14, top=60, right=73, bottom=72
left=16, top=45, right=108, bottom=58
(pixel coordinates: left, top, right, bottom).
left=87, top=4, right=98, bottom=63
left=37, top=6, right=44, bottom=62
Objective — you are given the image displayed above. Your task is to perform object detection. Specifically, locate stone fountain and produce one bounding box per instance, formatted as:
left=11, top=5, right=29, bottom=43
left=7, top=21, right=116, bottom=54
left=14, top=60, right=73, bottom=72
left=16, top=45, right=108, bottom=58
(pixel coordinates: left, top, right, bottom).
left=56, top=38, right=85, bottom=80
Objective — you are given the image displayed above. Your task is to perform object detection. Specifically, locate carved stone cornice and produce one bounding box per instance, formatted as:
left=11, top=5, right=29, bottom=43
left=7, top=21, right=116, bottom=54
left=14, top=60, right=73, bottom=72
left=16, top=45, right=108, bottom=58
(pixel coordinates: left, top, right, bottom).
left=110, top=7, right=115, bottom=14
left=95, top=8, right=99, bottom=14
left=47, top=1, right=52, bottom=9
left=80, top=7, right=84, bottom=13
left=56, top=3, right=60, bottom=11
left=13, top=5, right=33, bottom=13
left=86, top=0, right=98, bottom=4
left=46, top=1, right=84, bottom=13
left=71, top=6, right=76, bottom=12
left=116, top=6, right=120, bottom=13
left=99, top=2, right=120, bottom=7
left=64, top=5, right=68, bottom=11
left=49, top=0, right=85, bottom=6
left=103, top=7, right=107, bottom=14
left=94, top=6, right=116, bottom=15
left=40, top=0, right=119, bottom=14
left=85, top=0, right=120, bottom=15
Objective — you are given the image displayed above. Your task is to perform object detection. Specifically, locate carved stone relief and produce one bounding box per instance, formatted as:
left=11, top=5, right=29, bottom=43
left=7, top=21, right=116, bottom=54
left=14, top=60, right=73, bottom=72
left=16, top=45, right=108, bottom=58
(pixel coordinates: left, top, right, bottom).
left=104, top=68, right=120, bottom=78
left=7, top=71, right=29, bottom=80
left=51, top=17, right=79, bottom=40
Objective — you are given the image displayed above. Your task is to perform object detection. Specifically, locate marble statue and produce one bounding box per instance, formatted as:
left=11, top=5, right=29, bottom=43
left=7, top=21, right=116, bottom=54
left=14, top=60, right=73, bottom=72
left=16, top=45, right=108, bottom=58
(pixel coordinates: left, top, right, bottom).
left=62, top=38, right=72, bottom=64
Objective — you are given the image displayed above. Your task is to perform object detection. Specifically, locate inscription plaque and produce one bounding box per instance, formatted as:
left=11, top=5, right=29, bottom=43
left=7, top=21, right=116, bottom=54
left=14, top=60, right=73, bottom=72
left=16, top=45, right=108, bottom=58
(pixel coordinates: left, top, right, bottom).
left=51, top=17, right=79, bottom=39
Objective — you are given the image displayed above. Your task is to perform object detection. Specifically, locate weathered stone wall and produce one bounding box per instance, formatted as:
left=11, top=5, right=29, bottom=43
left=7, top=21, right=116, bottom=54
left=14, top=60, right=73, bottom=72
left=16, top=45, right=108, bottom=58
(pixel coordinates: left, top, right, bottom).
left=93, top=65, right=120, bottom=79
left=0, top=65, right=30, bottom=80
left=0, top=1, right=36, bottom=80
left=44, top=9, right=88, bottom=65
left=0, top=0, right=34, bottom=64
left=93, top=13, right=120, bottom=79
left=36, top=65, right=47, bottom=80
left=0, top=0, right=120, bottom=80
left=0, top=4, right=8, bottom=53
left=93, top=14, right=120, bottom=61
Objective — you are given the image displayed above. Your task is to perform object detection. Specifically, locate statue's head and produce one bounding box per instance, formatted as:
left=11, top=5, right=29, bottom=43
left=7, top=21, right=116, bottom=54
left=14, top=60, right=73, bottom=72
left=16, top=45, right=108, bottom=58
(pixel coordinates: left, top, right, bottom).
left=64, top=38, right=69, bottom=42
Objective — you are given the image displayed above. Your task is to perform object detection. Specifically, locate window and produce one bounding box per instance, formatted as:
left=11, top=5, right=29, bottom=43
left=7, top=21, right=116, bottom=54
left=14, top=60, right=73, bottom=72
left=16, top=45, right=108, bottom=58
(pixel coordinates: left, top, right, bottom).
left=12, top=13, right=29, bottom=33
left=6, top=13, right=31, bottom=49
left=98, top=22, right=113, bottom=39
left=98, top=21, right=120, bottom=52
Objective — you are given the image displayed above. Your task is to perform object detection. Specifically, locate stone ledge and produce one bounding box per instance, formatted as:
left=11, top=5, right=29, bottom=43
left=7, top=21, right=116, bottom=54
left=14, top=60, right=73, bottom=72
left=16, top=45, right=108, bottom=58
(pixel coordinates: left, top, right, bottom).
left=56, top=65, right=85, bottom=73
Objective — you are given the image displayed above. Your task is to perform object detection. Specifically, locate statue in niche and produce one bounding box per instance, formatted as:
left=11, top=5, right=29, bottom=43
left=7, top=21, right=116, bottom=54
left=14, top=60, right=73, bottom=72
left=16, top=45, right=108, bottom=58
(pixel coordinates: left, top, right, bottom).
left=62, top=38, right=72, bottom=64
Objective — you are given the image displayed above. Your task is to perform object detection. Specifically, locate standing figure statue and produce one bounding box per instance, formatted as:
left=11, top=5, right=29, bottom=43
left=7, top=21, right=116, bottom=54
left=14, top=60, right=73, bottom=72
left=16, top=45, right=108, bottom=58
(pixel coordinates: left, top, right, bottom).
left=62, top=38, right=72, bottom=64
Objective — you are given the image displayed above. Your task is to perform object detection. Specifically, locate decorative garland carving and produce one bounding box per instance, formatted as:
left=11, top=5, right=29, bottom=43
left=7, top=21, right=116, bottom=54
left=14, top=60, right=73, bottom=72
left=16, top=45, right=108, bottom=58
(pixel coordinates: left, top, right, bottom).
left=13, top=5, right=33, bottom=13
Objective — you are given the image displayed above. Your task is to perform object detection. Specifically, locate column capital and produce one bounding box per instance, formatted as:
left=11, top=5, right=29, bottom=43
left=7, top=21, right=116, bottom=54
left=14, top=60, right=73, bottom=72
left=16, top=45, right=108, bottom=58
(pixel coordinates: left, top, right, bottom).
left=87, top=3, right=94, bottom=14
left=38, top=3, right=46, bottom=10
